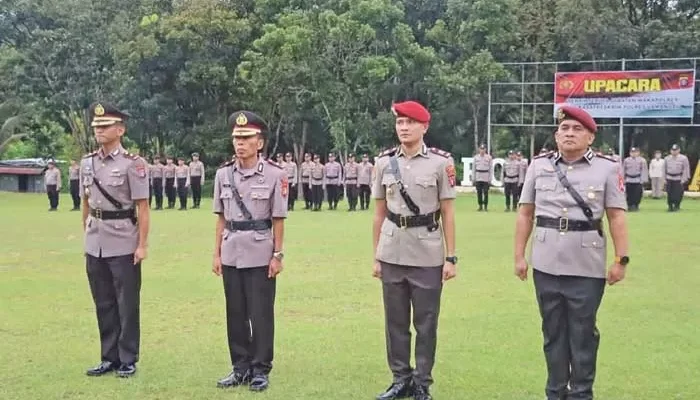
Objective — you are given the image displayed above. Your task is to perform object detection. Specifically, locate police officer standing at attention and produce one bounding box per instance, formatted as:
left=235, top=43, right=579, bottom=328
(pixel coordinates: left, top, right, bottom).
left=514, top=105, right=629, bottom=400
left=358, top=153, right=373, bottom=210
left=163, top=156, right=176, bottom=209
left=300, top=153, right=313, bottom=209
left=311, top=154, right=325, bottom=211
left=622, top=147, right=648, bottom=211
left=174, top=157, right=190, bottom=210
left=473, top=144, right=492, bottom=211
left=503, top=150, right=520, bottom=212
left=212, top=110, right=287, bottom=392
left=150, top=156, right=164, bottom=210
left=344, top=153, right=360, bottom=211
left=372, top=101, right=457, bottom=400
left=44, top=160, right=62, bottom=211
left=189, top=152, right=205, bottom=209
left=325, top=152, right=342, bottom=210
left=283, top=152, right=298, bottom=211
left=69, top=159, right=81, bottom=211
left=664, top=144, right=690, bottom=212
left=80, top=102, right=150, bottom=378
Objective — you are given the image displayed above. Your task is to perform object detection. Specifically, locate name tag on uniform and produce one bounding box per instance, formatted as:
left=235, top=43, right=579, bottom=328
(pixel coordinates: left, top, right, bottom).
left=110, top=169, right=122, bottom=177
left=251, top=184, right=270, bottom=189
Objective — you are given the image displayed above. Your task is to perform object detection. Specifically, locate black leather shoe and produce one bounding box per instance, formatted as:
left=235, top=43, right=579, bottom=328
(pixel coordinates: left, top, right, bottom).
left=413, top=385, right=433, bottom=400
left=249, top=374, right=269, bottom=392
left=116, top=363, right=136, bottom=378
left=217, top=370, right=251, bottom=388
left=86, top=361, right=118, bottom=376
left=376, top=380, right=414, bottom=400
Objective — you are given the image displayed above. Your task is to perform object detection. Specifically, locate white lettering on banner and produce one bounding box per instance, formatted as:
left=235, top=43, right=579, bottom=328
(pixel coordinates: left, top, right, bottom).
left=460, top=157, right=529, bottom=187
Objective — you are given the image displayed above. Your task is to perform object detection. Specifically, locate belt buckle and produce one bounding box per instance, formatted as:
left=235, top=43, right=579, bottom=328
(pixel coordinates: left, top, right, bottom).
left=558, top=217, right=568, bottom=233
left=94, top=208, right=103, bottom=219
left=399, top=215, right=408, bottom=229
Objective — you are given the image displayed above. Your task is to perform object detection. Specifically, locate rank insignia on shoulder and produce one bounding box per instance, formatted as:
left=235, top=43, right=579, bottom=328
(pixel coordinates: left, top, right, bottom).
left=378, top=147, right=397, bottom=158
left=220, top=160, right=235, bottom=168
left=430, top=147, right=451, bottom=158
left=534, top=151, right=555, bottom=159
left=266, top=159, right=283, bottom=169
left=596, top=154, right=618, bottom=162
left=83, top=151, right=98, bottom=158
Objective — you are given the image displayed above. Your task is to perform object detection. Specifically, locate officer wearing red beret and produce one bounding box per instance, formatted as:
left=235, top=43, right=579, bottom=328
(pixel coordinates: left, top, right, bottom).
left=514, top=104, right=630, bottom=399
left=372, top=101, right=458, bottom=400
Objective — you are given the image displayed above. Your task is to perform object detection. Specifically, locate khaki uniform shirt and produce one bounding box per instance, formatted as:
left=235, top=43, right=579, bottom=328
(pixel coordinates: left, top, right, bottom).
left=325, top=161, right=342, bottom=185
left=473, top=154, right=492, bottom=183
left=664, top=154, right=690, bottom=183
left=344, top=161, right=359, bottom=184
left=311, top=162, right=325, bottom=186
left=519, top=149, right=627, bottom=279
left=213, top=158, right=288, bottom=268
left=300, top=161, right=313, bottom=184
left=372, top=144, right=457, bottom=267
left=163, top=164, right=176, bottom=179
left=69, top=165, right=80, bottom=181
left=150, top=163, right=163, bottom=179
left=80, top=146, right=150, bottom=258
left=623, top=156, right=648, bottom=183
left=45, top=168, right=61, bottom=188
left=518, top=159, right=528, bottom=185
left=503, top=159, right=520, bottom=183
left=358, top=161, right=373, bottom=185
left=174, top=165, right=189, bottom=187
left=284, top=161, right=298, bottom=185
left=189, top=160, right=205, bottom=181
left=648, top=158, right=665, bottom=179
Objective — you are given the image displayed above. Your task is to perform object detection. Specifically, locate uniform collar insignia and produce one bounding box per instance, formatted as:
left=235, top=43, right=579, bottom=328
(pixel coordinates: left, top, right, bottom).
left=257, top=160, right=264, bottom=174
left=553, top=152, right=562, bottom=163
left=396, top=143, right=428, bottom=158
left=584, top=148, right=595, bottom=163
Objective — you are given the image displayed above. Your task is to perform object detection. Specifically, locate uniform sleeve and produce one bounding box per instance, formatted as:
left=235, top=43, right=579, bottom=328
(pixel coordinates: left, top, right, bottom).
left=57, top=169, right=62, bottom=189
left=271, top=171, right=289, bottom=218
left=605, top=163, right=627, bottom=210
left=683, top=156, right=691, bottom=183
left=128, top=157, right=150, bottom=200
left=78, top=164, right=85, bottom=198
left=372, top=159, right=386, bottom=199
left=518, top=162, right=537, bottom=204
left=292, top=164, right=298, bottom=185
left=642, top=158, right=649, bottom=182
left=201, top=163, right=206, bottom=183
left=437, top=158, right=457, bottom=200
left=213, top=170, right=223, bottom=214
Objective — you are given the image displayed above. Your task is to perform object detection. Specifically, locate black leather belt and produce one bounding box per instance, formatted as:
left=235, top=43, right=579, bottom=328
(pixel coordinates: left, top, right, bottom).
left=387, top=210, right=440, bottom=229
left=345, top=178, right=357, bottom=182
left=536, top=216, right=601, bottom=232
left=327, top=175, right=338, bottom=179
left=667, top=173, right=681, bottom=177
left=226, top=219, right=272, bottom=231
left=476, top=169, right=489, bottom=172
left=90, top=208, right=136, bottom=220
left=505, top=174, right=518, bottom=178
left=625, top=174, right=640, bottom=178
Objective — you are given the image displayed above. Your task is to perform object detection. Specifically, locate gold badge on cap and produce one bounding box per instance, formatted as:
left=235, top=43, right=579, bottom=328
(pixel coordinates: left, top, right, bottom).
left=94, top=104, right=105, bottom=116
left=235, top=113, right=248, bottom=126
left=556, top=108, right=566, bottom=123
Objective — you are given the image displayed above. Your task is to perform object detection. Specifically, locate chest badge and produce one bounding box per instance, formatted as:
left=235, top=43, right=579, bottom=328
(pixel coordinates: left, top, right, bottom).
left=258, top=177, right=265, bottom=184
left=587, top=192, right=596, bottom=200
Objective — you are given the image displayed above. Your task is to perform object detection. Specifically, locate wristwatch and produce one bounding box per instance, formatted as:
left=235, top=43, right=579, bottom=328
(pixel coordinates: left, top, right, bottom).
left=273, top=251, right=284, bottom=261
left=614, top=256, right=629, bottom=266
left=445, top=256, right=458, bottom=265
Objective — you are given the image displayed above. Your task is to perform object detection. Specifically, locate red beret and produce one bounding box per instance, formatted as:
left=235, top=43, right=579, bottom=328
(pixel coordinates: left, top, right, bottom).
left=392, top=101, right=431, bottom=123
left=556, top=105, right=597, bottom=133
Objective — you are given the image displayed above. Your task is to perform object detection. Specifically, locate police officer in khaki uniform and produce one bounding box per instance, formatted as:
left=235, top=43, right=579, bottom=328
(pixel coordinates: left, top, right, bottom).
left=515, top=105, right=629, bottom=400
left=212, top=110, right=287, bottom=392
left=283, top=152, right=298, bottom=211
left=372, top=101, right=457, bottom=400
left=174, top=157, right=190, bottom=210
left=622, top=147, right=648, bottom=211
left=150, top=156, right=164, bottom=210
left=664, top=144, right=690, bottom=212
left=44, top=160, right=62, bottom=211
left=189, top=152, right=205, bottom=209
left=311, top=154, right=325, bottom=211
left=358, top=153, right=373, bottom=210
left=69, top=160, right=81, bottom=210
left=80, top=102, right=150, bottom=378
left=473, top=144, right=492, bottom=211
left=344, top=153, right=360, bottom=211
left=503, top=150, right=520, bottom=212
left=163, top=156, right=176, bottom=208
left=300, top=153, right=313, bottom=209
left=325, top=153, right=342, bottom=210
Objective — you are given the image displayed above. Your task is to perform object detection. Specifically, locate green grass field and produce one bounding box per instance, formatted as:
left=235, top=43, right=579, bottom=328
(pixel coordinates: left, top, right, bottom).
left=1, top=191, right=699, bottom=400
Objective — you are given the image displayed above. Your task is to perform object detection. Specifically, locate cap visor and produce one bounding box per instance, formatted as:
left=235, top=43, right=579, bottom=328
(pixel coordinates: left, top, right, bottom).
left=232, top=128, right=261, bottom=137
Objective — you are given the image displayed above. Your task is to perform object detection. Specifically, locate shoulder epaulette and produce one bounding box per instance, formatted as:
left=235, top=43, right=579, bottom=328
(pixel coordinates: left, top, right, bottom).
left=596, top=154, right=617, bottom=162
left=430, top=147, right=451, bottom=158
left=125, top=152, right=140, bottom=160
left=83, top=151, right=97, bottom=159
left=219, top=160, right=235, bottom=168
left=266, top=159, right=283, bottom=169
left=377, top=147, right=397, bottom=158
left=534, top=151, right=555, bottom=159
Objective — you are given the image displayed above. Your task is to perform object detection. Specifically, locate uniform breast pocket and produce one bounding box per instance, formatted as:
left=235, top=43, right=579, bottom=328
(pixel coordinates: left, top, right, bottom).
left=415, top=175, right=438, bottom=201
left=220, top=187, right=233, bottom=200
left=535, top=177, right=558, bottom=198
left=382, top=174, right=397, bottom=195
left=82, top=175, right=94, bottom=186
left=251, top=191, right=271, bottom=214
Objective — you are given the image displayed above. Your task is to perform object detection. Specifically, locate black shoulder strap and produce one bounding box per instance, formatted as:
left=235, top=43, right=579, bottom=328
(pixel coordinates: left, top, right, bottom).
left=389, top=155, right=420, bottom=215
left=229, top=165, right=253, bottom=220
left=548, top=157, right=602, bottom=236
left=90, top=157, right=123, bottom=210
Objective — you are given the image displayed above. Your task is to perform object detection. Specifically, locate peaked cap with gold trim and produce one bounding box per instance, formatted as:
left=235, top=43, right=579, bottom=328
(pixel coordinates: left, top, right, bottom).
left=89, top=101, right=130, bottom=127
left=228, top=110, right=269, bottom=137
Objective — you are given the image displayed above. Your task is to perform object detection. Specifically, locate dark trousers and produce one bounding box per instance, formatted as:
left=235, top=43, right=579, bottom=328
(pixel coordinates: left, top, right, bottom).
left=165, top=178, right=176, bottom=207
left=326, top=184, right=338, bottom=209
left=176, top=178, right=188, bottom=209
left=86, top=254, right=142, bottom=365
left=346, top=182, right=359, bottom=210
left=625, top=183, right=643, bottom=209
left=287, top=184, right=297, bottom=210
left=152, top=178, right=163, bottom=209
left=302, top=182, right=312, bottom=209
left=191, top=176, right=202, bottom=207
left=667, top=180, right=684, bottom=209
left=504, top=182, right=519, bottom=209
left=381, top=262, right=443, bottom=387
left=311, top=184, right=323, bottom=210
left=70, top=180, right=80, bottom=209
left=46, top=184, right=59, bottom=209
left=475, top=181, right=489, bottom=207
left=359, top=184, right=371, bottom=209
left=533, top=269, right=606, bottom=400
left=222, top=265, right=276, bottom=376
